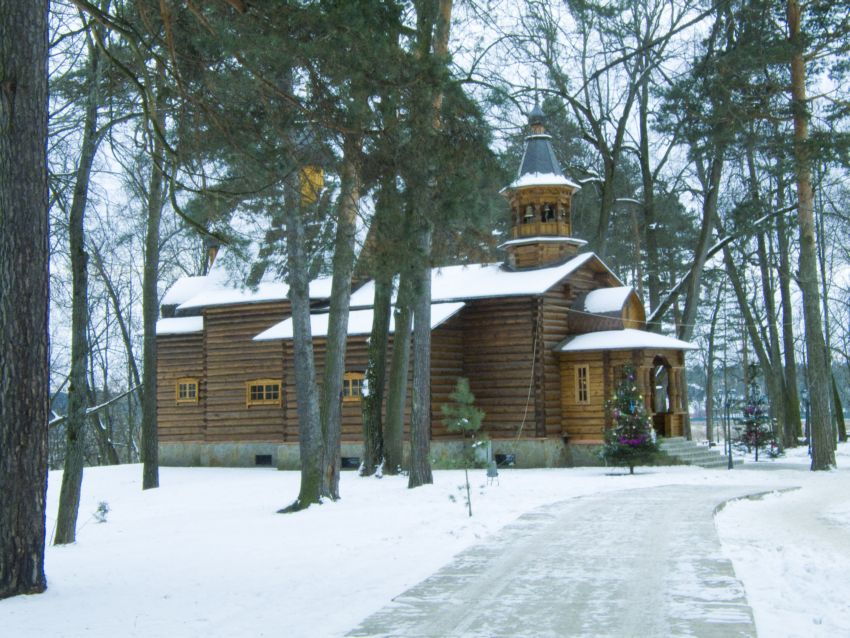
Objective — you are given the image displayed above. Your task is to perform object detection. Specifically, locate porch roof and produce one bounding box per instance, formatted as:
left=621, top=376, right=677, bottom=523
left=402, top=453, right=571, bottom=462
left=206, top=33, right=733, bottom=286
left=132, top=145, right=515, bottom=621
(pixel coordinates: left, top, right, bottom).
left=555, top=328, right=697, bottom=353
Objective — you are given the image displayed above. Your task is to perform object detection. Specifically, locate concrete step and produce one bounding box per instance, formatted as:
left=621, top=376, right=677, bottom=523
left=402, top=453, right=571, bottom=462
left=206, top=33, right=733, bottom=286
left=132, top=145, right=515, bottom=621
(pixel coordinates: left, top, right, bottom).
left=658, top=437, right=739, bottom=469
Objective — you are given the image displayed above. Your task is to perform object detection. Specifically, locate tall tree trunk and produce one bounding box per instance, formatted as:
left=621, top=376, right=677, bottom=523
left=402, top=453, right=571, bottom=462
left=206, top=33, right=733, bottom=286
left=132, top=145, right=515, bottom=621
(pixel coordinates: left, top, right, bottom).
left=815, top=185, right=844, bottom=443
left=363, top=82, right=402, bottom=476
left=705, top=287, right=723, bottom=443
left=408, top=0, right=453, bottom=488
left=384, top=273, right=412, bottom=475
left=748, top=145, right=788, bottom=446
left=775, top=174, right=802, bottom=444
left=637, top=63, right=660, bottom=318
left=361, top=274, right=391, bottom=476
left=0, top=0, right=49, bottom=599
left=718, top=225, right=784, bottom=434
left=141, top=68, right=166, bottom=490
left=407, top=210, right=433, bottom=488
left=282, top=187, right=323, bottom=511
left=676, top=152, right=723, bottom=440
left=55, top=41, right=101, bottom=545
left=787, top=0, right=834, bottom=469
left=320, top=138, right=360, bottom=499
left=408, top=220, right=433, bottom=488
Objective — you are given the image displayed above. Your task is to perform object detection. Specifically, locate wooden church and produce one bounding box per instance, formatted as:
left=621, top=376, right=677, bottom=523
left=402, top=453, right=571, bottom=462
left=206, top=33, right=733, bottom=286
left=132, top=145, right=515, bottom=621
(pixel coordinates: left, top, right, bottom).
left=156, top=105, right=696, bottom=468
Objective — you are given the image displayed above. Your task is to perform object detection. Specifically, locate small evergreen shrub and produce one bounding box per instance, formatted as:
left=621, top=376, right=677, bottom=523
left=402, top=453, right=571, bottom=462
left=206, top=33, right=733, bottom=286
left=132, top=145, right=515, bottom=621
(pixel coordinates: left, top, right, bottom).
left=442, top=377, right=486, bottom=516
left=735, top=368, right=782, bottom=461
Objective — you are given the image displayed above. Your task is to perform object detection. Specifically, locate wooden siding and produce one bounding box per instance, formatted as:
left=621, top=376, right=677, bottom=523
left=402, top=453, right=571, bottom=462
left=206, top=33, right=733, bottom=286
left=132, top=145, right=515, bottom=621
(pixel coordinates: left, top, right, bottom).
left=507, top=242, right=581, bottom=270
left=430, top=313, right=465, bottom=439
left=204, top=302, right=288, bottom=442
left=460, top=297, right=537, bottom=439
left=157, top=333, right=205, bottom=441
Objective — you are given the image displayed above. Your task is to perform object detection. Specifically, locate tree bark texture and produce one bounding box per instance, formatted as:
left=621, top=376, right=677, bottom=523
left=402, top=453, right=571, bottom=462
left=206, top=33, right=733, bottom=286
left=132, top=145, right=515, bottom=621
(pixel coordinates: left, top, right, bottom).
left=55, top=43, right=102, bottom=544
left=815, top=191, right=844, bottom=444
left=361, top=274, right=391, bottom=475
left=320, top=140, right=360, bottom=499
left=747, top=145, right=788, bottom=446
left=384, top=274, right=412, bottom=475
left=141, top=70, right=166, bottom=490
left=408, top=0, right=453, bottom=488
left=787, top=0, right=835, bottom=469
left=408, top=222, right=433, bottom=488
left=0, top=0, right=49, bottom=599
left=283, top=191, right=323, bottom=511
left=775, top=176, right=802, bottom=444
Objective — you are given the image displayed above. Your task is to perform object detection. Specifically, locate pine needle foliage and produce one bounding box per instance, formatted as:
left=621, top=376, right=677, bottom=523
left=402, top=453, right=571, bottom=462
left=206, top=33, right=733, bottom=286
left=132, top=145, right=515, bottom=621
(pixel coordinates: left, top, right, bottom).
left=442, top=377, right=485, bottom=516
left=602, top=364, right=660, bottom=474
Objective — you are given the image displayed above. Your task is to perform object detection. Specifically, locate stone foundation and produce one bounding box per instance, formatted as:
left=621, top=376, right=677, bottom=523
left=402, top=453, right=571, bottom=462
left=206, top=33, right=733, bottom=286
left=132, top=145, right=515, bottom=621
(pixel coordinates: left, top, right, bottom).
left=159, top=438, right=605, bottom=469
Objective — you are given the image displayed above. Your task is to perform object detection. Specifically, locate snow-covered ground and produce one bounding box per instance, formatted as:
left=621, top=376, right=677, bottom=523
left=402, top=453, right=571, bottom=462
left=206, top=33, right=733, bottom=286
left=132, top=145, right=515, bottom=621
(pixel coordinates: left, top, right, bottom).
left=2, top=445, right=849, bottom=637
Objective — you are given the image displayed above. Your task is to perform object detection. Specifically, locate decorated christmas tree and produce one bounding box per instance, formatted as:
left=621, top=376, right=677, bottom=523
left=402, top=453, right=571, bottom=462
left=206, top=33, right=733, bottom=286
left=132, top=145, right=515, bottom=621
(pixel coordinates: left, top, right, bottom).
left=602, top=364, right=659, bottom=474
left=735, top=366, right=781, bottom=461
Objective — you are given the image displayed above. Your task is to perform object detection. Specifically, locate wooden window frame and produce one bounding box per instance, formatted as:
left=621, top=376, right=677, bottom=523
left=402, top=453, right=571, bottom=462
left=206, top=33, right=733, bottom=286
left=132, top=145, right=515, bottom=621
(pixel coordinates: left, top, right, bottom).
left=342, top=372, right=365, bottom=402
left=245, top=379, right=282, bottom=407
left=176, top=378, right=199, bottom=404
left=575, top=365, right=589, bottom=405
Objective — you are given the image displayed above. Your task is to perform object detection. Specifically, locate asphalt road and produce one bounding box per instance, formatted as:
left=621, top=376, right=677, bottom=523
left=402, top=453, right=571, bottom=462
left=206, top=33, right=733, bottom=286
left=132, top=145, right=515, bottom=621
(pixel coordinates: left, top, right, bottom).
left=348, top=485, right=763, bottom=638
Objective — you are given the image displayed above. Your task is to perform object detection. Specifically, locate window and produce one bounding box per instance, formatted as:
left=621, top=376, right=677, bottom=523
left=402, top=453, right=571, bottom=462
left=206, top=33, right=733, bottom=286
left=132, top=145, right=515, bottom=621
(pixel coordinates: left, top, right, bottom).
left=575, top=365, right=589, bottom=404
left=175, top=378, right=199, bottom=404
left=245, top=379, right=282, bottom=406
left=343, top=372, right=365, bottom=402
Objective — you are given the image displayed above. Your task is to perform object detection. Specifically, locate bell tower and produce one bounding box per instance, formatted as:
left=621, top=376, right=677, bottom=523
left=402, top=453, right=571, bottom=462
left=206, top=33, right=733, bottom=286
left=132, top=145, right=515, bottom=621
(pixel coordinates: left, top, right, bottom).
left=500, top=103, right=585, bottom=269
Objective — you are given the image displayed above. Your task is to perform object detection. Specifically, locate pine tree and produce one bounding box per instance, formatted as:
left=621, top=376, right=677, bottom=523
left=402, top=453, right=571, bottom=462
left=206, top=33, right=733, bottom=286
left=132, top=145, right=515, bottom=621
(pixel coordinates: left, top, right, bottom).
left=603, top=365, right=659, bottom=474
left=735, top=367, right=780, bottom=462
left=442, top=377, right=485, bottom=517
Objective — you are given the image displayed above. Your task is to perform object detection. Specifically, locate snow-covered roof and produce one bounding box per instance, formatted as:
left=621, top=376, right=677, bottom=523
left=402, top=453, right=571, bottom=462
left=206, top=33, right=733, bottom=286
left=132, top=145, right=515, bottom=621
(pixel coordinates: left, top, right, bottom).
left=254, top=302, right=465, bottom=341
left=349, top=252, right=619, bottom=308
left=161, top=270, right=228, bottom=306
left=505, top=172, right=582, bottom=191
left=581, top=286, right=634, bottom=314
left=156, top=316, right=204, bottom=335
left=175, top=276, right=334, bottom=311
left=556, top=329, right=697, bottom=353
left=499, top=236, right=588, bottom=248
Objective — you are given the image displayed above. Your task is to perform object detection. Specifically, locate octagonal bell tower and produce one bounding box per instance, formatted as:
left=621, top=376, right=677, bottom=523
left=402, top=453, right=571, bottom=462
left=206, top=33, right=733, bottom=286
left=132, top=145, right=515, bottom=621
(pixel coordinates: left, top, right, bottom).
left=500, top=103, right=585, bottom=269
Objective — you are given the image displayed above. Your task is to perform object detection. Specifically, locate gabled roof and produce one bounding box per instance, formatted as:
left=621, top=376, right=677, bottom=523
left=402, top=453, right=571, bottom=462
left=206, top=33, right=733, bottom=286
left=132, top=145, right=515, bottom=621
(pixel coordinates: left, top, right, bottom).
left=349, top=252, right=621, bottom=308
left=254, top=302, right=465, bottom=341
left=556, top=329, right=697, bottom=353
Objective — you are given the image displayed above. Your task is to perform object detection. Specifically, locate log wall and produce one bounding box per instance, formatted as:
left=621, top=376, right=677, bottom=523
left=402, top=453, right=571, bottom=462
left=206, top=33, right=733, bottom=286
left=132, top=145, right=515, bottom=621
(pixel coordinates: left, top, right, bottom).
left=157, top=332, right=205, bottom=441
left=460, top=297, right=537, bottom=439
left=204, top=302, right=288, bottom=442
left=430, top=313, right=465, bottom=439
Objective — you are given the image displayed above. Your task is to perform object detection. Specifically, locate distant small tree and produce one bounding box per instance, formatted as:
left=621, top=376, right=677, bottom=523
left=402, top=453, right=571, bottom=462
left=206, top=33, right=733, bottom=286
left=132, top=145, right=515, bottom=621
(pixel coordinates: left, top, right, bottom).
left=603, top=365, right=660, bottom=474
left=735, top=369, right=780, bottom=462
left=442, top=377, right=485, bottom=517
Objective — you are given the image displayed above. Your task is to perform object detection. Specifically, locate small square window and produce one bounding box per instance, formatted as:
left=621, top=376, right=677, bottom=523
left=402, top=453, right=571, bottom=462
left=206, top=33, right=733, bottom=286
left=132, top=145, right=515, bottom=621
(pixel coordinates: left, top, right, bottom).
left=342, top=372, right=365, bottom=402
left=176, top=378, right=199, bottom=404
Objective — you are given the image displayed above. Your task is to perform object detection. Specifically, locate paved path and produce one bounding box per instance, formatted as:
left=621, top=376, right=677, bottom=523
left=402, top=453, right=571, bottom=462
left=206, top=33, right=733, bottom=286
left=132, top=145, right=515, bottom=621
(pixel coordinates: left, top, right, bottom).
left=348, top=485, right=763, bottom=638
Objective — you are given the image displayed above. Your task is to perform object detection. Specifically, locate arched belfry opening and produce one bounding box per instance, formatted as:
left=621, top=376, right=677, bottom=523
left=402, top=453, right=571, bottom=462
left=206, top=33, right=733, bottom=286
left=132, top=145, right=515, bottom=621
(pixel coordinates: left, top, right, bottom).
left=499, top=103, right=586, bottom=270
